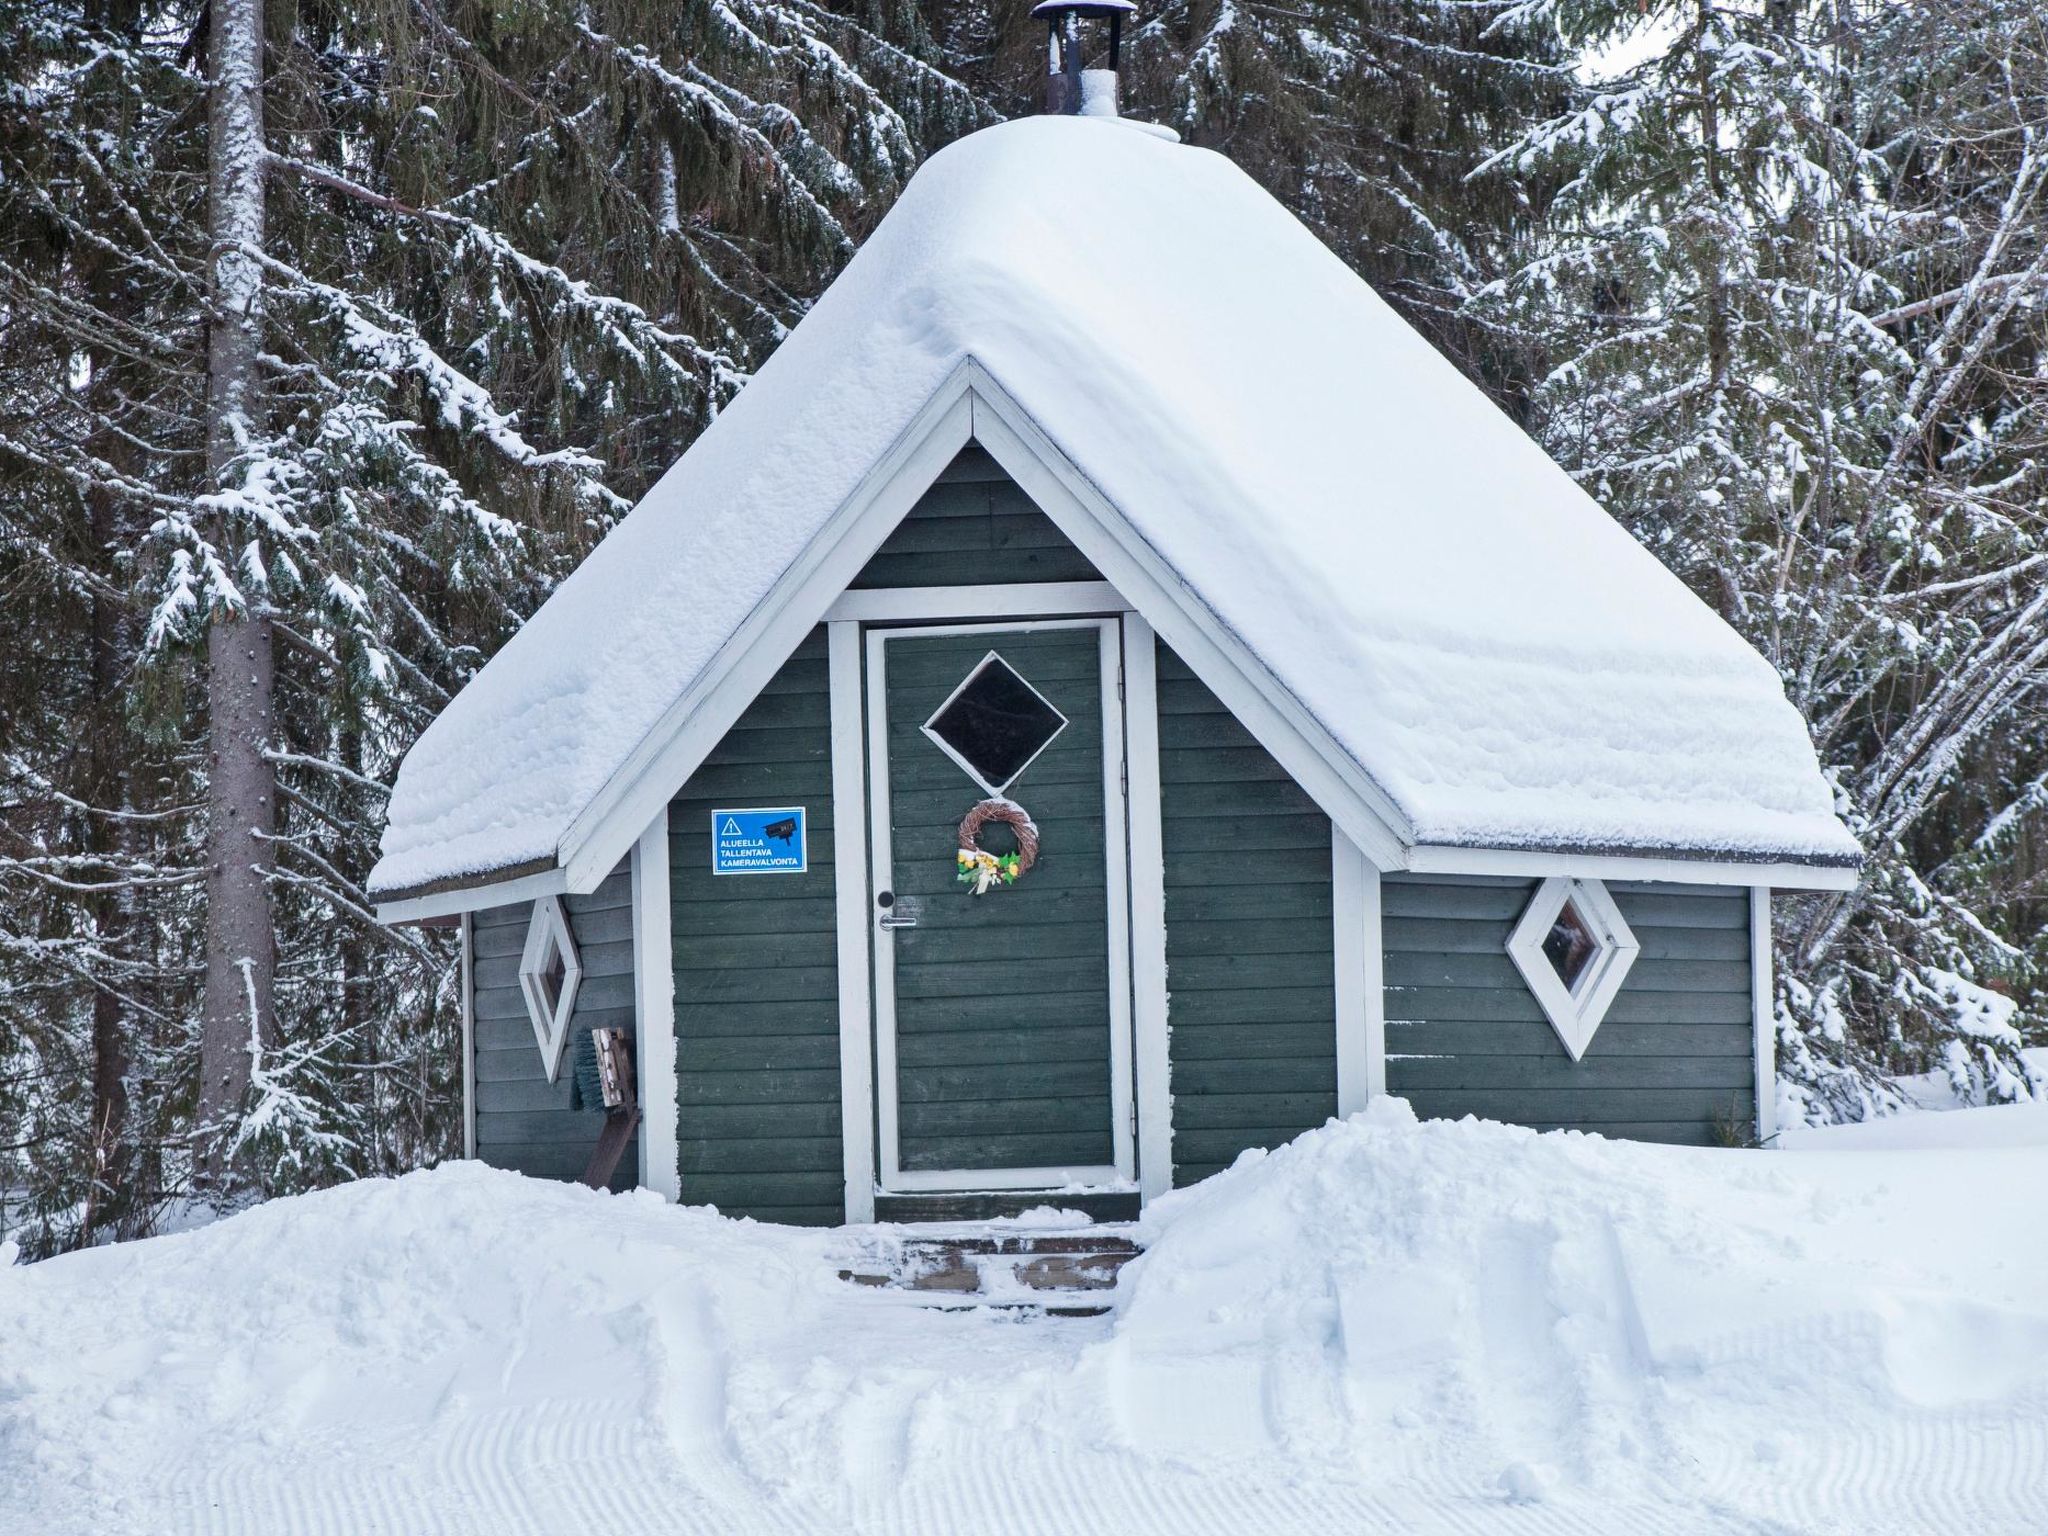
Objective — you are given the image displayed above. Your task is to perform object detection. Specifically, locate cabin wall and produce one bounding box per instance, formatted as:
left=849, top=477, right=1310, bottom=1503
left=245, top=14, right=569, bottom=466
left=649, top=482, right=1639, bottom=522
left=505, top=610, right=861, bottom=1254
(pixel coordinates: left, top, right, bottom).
left=848, top=445, right=1104, bottom=589
left=1382, top=875, right=1757, bottom=1145
left=469, top=861, right=638, bottom=1188
left=462, top=444, right=1763, bottom=1220
left=667, top=628, right=843, bottom=1226
left=1157, top=643, right=1339, bottom=1186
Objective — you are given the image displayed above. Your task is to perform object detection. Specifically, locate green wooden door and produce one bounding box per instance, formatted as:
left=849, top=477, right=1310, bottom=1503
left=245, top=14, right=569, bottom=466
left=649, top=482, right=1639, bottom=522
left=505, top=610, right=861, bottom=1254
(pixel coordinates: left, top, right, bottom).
left=866, top=621, right=1133, bottom=1191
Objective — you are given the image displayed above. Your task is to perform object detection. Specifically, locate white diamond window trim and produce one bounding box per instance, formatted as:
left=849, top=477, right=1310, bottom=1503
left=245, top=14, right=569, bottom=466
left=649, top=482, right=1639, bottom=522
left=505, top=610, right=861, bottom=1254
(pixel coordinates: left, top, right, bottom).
left=519, top=893, right=583, bottom=1083
left=1505, top=877, right=1640, bottom=1061
left=921, top=650, right=1070, bottom=796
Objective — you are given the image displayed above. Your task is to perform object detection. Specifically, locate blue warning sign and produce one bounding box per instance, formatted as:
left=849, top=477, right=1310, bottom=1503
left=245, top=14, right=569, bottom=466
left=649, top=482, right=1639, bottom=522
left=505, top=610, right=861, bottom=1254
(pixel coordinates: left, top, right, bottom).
left=710, top=806, right=808, bottom=876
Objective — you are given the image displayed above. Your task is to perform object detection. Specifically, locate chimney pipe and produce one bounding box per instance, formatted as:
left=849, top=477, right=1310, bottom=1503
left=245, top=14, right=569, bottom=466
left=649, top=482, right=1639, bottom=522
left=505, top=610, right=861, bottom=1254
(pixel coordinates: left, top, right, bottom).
left=1032, top=0, right=1136, bottom=117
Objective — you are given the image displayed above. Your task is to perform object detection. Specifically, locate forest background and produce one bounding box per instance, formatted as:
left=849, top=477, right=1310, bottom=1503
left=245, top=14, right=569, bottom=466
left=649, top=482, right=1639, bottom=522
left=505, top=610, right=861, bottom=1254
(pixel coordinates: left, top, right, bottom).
left=2, top=0, right=2043, bottom=1254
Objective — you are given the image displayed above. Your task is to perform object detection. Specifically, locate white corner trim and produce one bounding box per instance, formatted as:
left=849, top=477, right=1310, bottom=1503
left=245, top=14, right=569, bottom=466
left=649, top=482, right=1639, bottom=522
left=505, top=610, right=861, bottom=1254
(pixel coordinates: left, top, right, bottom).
left=826, top=580, right=1126, bottom=622
left=1405, top=843, right=1859, bottom=892
left=518, top=893, right=582, bottom=1083
left=1332, top=829, right=1368, bottom=1115
left=631, top=809, right=680, bottom=1201
left=1332, top=828, right=1385, bottom=1117
left=1095, top=618, right=1139, bottom=1184
left=1123, top=614, right=1174, bottom=1203
left=1751, top=886, right=1778, bottom=1147
left=961, top=370, right=1412, bottom=872
left=459, top=911, right=476, bottom=1160
left=376, top=864, right=569, bottom=926
left=828, top=621, right=877, bottom=1224
left=556, top=374, right=979, bottom=895
left=1505, top=877, right=1640, bottom=1062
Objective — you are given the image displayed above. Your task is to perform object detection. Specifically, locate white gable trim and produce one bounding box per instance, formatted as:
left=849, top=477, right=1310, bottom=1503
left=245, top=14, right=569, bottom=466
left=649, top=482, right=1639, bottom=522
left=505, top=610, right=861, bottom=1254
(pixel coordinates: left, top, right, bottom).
left=556, top=373, right=978, bottom=894
left=551, top=358, right=1410, bottom=899
left=960, top=367, right=1412, bottom=871
left=395, top=358, right=1857, bottom=911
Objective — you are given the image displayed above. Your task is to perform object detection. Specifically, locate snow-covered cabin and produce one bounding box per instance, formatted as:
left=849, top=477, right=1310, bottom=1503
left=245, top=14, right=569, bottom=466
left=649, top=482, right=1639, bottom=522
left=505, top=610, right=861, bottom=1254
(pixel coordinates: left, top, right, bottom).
left=372, top=71, right=1860, bottom=1222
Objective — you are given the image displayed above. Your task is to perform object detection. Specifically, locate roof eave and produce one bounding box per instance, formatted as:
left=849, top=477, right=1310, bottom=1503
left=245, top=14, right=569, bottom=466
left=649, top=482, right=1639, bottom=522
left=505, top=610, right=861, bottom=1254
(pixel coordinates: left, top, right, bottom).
left=1404, top=840, right=1862, bottom=892
left=372, top=357, right=1860, bottom=921
left=373, top=857, right=567, bottom=926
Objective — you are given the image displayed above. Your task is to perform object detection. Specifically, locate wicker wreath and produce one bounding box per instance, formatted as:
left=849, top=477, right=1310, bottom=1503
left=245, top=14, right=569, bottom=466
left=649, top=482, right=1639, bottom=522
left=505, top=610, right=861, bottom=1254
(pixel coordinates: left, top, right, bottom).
left=955, top=799, right=1039, bottom=894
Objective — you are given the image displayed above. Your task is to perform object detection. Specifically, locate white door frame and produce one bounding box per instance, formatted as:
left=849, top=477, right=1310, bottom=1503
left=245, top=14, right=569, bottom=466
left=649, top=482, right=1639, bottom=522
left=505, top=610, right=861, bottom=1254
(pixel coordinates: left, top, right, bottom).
left=863, top=616, right=1137, bottom=1194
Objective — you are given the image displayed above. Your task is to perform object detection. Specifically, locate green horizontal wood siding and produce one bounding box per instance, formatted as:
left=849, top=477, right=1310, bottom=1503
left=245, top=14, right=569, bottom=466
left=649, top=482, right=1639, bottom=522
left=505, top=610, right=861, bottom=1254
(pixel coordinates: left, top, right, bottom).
left=670, top=628, right=842, bottom=1226
left=849, top=445, right=1103, bottom=590
left=1158, top=642, right=1337, bottom=1185
left=470, top=863, right=638, bottom=1191
left=1383, top=874, right=1756, bottom=1145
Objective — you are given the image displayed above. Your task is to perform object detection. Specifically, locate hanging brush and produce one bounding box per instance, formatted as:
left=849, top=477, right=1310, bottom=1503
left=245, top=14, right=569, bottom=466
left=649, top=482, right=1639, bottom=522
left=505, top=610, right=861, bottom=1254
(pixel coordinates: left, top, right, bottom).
left=574, top=1027, right=639, bottom=1190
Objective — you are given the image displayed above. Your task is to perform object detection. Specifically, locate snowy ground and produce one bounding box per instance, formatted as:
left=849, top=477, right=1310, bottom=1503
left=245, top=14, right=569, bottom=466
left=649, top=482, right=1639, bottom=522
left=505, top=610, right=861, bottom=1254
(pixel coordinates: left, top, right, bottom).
left=4, top=1098, right=2046, bottom=1536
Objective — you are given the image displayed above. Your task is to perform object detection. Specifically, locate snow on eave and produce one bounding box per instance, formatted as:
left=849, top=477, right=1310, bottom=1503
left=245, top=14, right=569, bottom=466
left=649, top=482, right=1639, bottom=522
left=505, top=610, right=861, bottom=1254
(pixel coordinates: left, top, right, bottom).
left=370, top=117, right=1859, bottom=904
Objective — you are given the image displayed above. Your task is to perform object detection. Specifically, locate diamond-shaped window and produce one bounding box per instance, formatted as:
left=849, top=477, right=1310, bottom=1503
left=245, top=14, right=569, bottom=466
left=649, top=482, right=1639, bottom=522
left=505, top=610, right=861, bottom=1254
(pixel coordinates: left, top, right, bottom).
left=1542, top=899, right=1600, bottom=990
left=1506, top=877, right=1640, bottom=1060
left=922, top=651, right=1069, bottom=795
left=519, top=894, right=583, bottom=1083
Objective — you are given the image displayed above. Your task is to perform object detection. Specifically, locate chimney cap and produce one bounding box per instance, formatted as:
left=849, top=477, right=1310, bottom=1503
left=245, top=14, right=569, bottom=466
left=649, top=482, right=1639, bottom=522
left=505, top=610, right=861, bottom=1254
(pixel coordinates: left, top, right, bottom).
left=1030, top=0, right=1137, bottom=15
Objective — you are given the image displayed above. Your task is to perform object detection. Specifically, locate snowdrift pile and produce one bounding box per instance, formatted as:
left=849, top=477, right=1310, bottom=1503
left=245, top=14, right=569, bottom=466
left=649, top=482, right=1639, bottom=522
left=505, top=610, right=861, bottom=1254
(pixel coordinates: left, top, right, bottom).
left=4, top=1101, right=2045, bottom=1535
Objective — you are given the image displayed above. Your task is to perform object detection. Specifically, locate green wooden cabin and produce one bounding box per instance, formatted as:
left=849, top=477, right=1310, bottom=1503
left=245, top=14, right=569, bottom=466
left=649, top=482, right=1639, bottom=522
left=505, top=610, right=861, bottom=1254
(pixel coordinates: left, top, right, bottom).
left=372, top=111, right=1860, bottom=1226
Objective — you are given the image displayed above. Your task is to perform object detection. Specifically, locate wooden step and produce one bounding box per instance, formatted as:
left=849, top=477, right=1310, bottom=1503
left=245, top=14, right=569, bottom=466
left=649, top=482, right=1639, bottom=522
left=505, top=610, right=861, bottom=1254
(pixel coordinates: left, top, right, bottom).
left=833, top=1223, right=1143, bottom=1315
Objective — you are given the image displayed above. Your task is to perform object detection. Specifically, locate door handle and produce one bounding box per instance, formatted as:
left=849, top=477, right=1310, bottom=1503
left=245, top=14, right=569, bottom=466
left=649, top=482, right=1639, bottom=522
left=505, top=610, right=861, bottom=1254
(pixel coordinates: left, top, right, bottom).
left=876, top=890, right=917, bottom=930
left=878, top=914, right=918, bottom=930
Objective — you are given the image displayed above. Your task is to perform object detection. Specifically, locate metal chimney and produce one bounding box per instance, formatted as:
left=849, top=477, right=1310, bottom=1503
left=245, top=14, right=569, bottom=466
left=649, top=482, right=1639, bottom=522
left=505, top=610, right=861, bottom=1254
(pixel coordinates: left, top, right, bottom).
left=1032, top=0, right=1136, bottom=118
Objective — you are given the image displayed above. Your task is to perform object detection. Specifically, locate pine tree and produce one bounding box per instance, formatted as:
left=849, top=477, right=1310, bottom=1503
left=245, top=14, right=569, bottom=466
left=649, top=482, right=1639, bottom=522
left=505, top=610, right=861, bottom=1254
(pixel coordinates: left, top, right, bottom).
left=1479, top=0, right=2047, bottom=1121
left=194, top=0, right=282, bottom=1181
left=1127, top=0, right=1573, bottom=403
left=0, top=0, right=986, bottom=1246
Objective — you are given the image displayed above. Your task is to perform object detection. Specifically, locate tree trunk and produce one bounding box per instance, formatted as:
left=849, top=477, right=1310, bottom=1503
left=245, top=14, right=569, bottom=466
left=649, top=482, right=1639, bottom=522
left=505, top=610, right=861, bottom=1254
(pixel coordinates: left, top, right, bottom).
left=1694, top=0, right=1730, bottom=392
left=84, top=478, right=136, bottom=1241
left=81, top=0, right=147, bottom=1241
left=196, top=0, right=278, bottom=1180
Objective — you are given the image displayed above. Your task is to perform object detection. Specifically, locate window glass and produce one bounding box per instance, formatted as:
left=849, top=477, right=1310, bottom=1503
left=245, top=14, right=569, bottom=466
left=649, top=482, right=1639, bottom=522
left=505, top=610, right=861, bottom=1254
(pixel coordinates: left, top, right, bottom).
left=926, top=653, right=1068, bottom=791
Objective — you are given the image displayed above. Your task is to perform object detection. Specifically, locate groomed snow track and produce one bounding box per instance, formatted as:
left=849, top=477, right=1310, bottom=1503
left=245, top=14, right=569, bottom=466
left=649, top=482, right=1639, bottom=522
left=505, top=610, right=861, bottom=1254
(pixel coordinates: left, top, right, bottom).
left=7, top=1102, right=2048, bottom=1536
left=144, top=1383, right=2048, bottom=1536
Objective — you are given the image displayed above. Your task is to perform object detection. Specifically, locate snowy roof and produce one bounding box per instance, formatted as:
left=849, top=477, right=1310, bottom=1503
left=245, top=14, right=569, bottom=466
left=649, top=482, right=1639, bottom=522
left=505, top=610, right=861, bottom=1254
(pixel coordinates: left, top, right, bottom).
left=370, top=116, right=1859, bottom=901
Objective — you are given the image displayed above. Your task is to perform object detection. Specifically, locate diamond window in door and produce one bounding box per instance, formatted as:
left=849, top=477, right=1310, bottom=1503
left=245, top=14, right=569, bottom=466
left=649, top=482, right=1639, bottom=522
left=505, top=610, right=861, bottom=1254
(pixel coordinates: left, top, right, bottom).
left=922, top=651, right=1069, bottom=795
left=518, top=893, right=582, bottom=1083
left=1506, top=877, right=1640, bottom=1060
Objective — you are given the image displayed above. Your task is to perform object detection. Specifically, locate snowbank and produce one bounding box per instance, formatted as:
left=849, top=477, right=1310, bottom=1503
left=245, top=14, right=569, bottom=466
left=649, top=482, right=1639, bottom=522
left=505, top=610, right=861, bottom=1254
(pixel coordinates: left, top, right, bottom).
left=1775, top=1046, right=2048, bottom=1149
left=371, top=115, right=1857, bottom=897
left=1112, top=1100, right=2048, bottom=1510
left=5, top=1107, right=2045, bottom=1534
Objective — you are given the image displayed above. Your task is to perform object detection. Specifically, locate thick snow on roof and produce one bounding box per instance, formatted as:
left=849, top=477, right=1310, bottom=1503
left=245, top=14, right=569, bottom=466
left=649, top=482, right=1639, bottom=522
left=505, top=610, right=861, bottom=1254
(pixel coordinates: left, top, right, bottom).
left=370, top=116, right=1856, bottom=898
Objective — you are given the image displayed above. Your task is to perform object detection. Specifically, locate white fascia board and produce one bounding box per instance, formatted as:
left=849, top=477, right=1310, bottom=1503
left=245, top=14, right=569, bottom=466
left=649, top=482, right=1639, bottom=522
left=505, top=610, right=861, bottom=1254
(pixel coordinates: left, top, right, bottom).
left=555, top=370, right=979, bottom=894
left=825, top=581, right=1125, bottom=622
left=375, top=864, right=569, bottom=926
left=959, top=364, right=1412, bottom=871
left=1405, top=843, right=1860, bottom=892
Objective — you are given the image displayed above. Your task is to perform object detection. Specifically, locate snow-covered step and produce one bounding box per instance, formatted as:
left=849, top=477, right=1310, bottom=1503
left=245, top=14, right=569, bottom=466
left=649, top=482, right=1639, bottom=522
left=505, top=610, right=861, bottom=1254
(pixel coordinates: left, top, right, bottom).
left=833, top=1226, right=1142, bottom=1316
